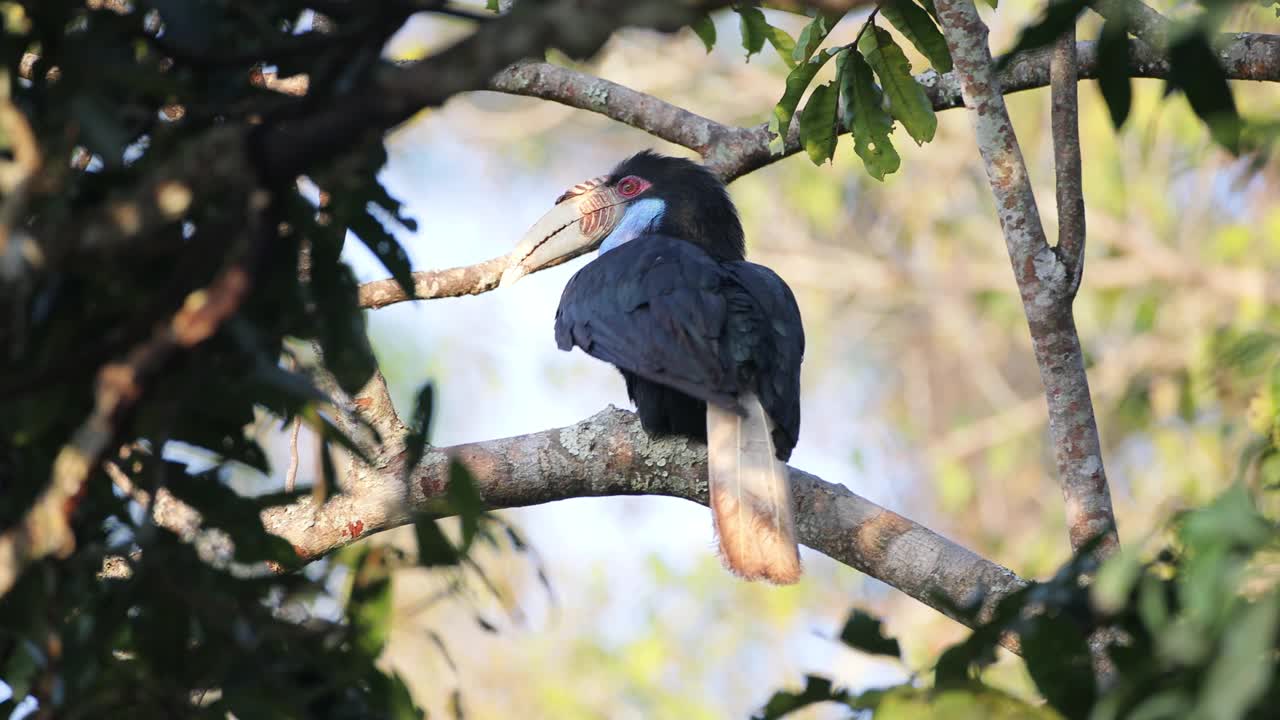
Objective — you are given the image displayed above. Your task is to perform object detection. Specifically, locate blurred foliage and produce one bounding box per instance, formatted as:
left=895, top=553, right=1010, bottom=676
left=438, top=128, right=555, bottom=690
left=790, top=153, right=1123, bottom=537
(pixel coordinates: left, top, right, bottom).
left=760, top=483, right=1280, bottom=720
left=0, top=0, right=1277, bottom=718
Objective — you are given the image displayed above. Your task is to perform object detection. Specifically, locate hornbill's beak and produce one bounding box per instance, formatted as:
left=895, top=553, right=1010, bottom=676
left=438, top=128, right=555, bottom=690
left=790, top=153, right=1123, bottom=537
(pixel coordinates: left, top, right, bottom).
left=499, top=176, right=626, bottom=287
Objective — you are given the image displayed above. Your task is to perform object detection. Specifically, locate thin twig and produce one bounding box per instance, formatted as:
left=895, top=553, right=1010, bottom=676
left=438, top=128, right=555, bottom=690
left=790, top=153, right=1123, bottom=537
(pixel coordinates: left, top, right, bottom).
left=286, top=417, right=302, bottom=493
left=1052, top=31, right=1086, bottom=298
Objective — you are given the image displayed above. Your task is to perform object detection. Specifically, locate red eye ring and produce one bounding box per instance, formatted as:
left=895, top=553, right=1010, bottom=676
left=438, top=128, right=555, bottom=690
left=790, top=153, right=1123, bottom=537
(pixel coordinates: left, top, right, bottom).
left=617, top=176, right=646, bottom=198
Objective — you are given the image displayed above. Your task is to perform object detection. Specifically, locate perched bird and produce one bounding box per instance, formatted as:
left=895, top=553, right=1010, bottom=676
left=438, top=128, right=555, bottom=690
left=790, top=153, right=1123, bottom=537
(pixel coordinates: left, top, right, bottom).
left=501, top=152, right=805, bottom=584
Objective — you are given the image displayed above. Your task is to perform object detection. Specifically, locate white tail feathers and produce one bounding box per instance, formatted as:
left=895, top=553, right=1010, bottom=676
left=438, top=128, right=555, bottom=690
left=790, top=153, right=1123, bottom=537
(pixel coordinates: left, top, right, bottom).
left=706, top=392, right=801, bottom=584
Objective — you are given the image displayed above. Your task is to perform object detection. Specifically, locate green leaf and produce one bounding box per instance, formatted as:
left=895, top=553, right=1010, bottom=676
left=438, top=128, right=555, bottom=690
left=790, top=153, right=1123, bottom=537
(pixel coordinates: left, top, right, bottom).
left=346, top=547, right=395, bottom=658
left=1091, top=543, right=1144, bottom=614
left=414, top=516, right=461, bottom=567
left=1194, top=593, right=1280, bottom=720
left=71, top=95, right=131, bottom=169
left=1167, top=30, right=1241, bottom=153
left=766, top=25, right=798, bottom=69
left=347, top=204, right=416, bottom=301
left=799, top=79, right=840, bottom=165
left=300, top=405, right=373, bottom=466
left=836, top=608, right=902, bottom=658
left=860, top=27, right=936, bottom=145
left=918, top=0, right=941, bottom=23
left=757, top=675, right=848, bottom=720
left=768, top=48, right=839, bottom=154
left=1020, top=615, right=1096, bottom=718
left=308, top=232, right=377, bottom=395
left=792, top=10, right=846, bottom=65
left=839, top=48, right=901, bottom=179
left=880, top=0, right=952, bottom=73
left=486, top=0, right=500, bottom=10
left=996, top=0, right=1088, bottom=71
left=401, top=382, right=434, bottom=482
left=448, top=460, right=486, bottom=552
left=735, top=4, right=767, bottom=60
left=691, top=14, right=716, bottom=53
left=1095, top=14, right=1132, bottom=129
left=326, top=143, right=419, bottom=299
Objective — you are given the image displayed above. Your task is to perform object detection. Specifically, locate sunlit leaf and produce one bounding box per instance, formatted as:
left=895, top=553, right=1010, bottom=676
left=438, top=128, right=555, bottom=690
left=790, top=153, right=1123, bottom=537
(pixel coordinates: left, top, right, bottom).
left=347, top=547, right=394, bottom=658
left=881, top=0, right=952, bottom=73
left=799, top=78, right=839, bottom=165
left=793, top=10, right=845, bottom=65
left=769, top=48, right=839, bottom=154
left=765, top=24, right=798, bottom=69
left=859, top=27, right=936, bottom=145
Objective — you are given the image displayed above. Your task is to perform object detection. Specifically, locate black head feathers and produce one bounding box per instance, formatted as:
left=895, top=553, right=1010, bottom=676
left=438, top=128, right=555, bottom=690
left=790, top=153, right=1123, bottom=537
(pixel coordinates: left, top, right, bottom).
left=609, top=151, right=746, bottom=261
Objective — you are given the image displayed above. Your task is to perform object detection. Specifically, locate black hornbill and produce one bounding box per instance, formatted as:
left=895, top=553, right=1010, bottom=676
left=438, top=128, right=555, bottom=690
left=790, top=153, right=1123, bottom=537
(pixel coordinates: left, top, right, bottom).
left=501, top=152, right=805, bottom=584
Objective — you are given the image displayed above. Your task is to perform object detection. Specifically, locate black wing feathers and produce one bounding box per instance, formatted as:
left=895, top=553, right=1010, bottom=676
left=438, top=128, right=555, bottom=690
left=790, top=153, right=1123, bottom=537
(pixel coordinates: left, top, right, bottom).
left=555, top=236, right=804, bottom=459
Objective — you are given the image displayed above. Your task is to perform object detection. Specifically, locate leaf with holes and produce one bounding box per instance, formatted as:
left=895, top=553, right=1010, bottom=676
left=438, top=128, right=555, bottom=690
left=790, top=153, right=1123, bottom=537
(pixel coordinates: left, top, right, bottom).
left=881, top=0, right=951, bottom=73
left=799, top=78, right=840, bottom=165
left=860, top=28, right=936, bottom=145
left=769, top=48, right=840, bottom=154
left=839, top=50, right=900, bottom=180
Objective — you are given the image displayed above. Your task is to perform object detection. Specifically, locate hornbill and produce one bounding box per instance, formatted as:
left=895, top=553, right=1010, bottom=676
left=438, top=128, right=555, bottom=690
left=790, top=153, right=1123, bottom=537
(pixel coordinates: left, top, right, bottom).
left=501, top=152, right=805, bottom=584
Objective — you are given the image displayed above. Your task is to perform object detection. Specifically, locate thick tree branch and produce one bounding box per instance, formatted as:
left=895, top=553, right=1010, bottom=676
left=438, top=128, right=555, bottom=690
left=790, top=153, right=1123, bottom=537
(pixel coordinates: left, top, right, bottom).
left=933, top=0, right=1118, bottom=556
left=488, top=61, right=735, bottom=156
left=255, top=406, right=1027, bottom=652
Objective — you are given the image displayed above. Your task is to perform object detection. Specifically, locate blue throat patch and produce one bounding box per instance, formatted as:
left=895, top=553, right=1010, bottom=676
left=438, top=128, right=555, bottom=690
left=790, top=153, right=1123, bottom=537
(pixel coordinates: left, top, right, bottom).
left=599, top=199, right=666, bottom=255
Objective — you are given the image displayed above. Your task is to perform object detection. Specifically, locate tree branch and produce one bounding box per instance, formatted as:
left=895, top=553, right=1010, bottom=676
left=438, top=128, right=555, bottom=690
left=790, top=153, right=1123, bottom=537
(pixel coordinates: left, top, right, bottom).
left=1090, top=0, right=1172, bottom=49
left=255, top=405, right=1027, bottom=652
left=357, top=33, right=1280, bottom=308
left=1052, top=33, right=1086, bottom=297
left=0, top=258, right=256, bottom=596
left=933, top=0, right=1118, bottom=556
